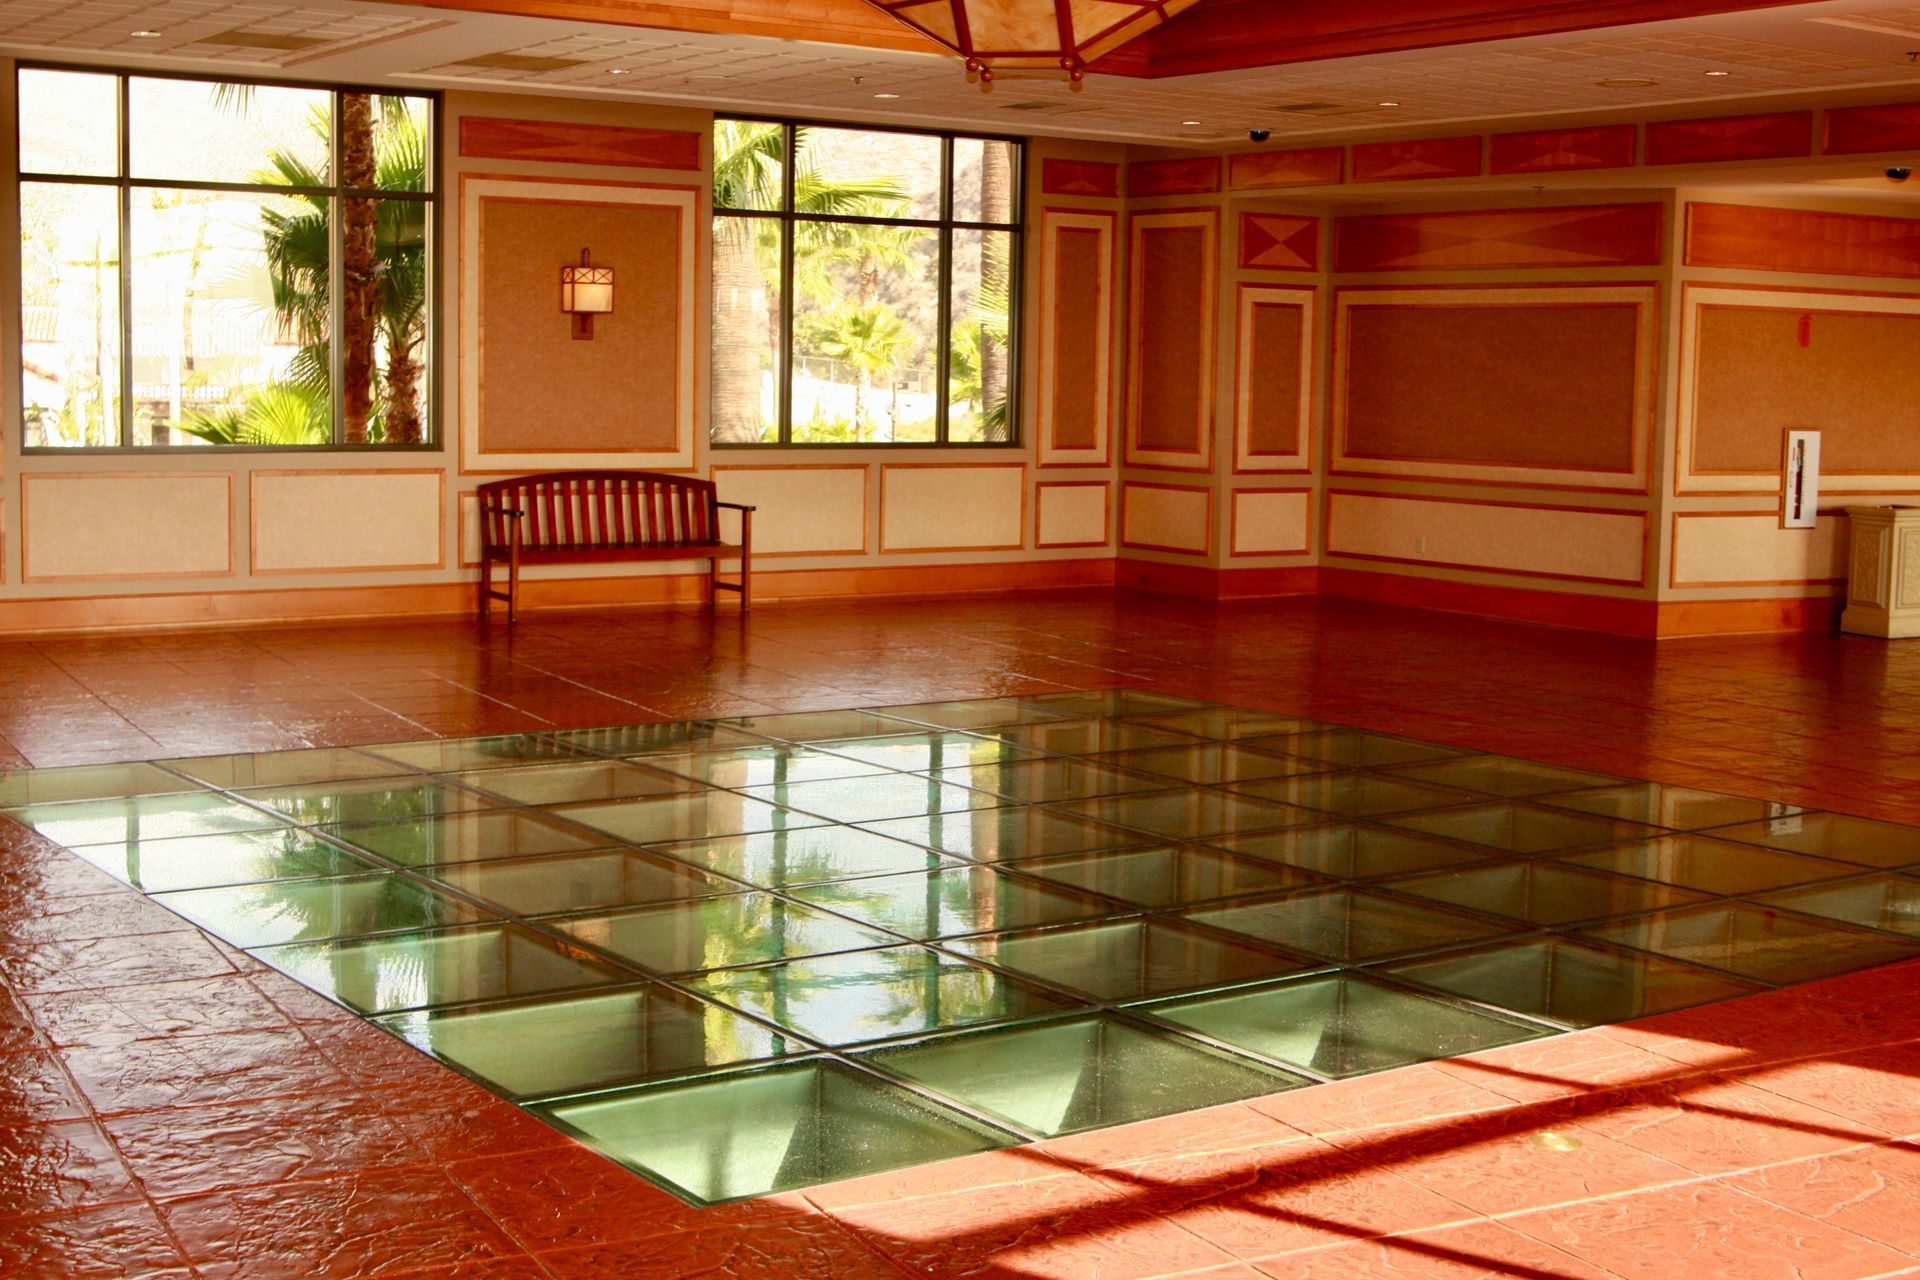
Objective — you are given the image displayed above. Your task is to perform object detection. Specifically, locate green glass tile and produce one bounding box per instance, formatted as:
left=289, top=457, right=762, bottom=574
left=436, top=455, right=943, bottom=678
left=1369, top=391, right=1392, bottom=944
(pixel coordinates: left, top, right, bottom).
left=1241, top=729, right=1474, bottom=769
left=1578, top=902, right=1920, bottom=983
left=1050, top=790, right=1317, bottom=841
left=536, top=1058, right=1014, bottom=1205
left=452, top=761, right=697, bottom=806
left=1015, top=689, right=1212, bottom=717
left=859, top=807, right=1148, bottom=864
left=1752, top=874, right=1920, bottom=937
left=1182, top=887, right=1510, bottom=961
left=69, top=827, right=380, bottom=893
left=1706, top=812, right=1920, bottom=870
left=923, top=758, right=1170, bottom=803
left=737, top=775, right=1000, bottom=825
left=1124, top=708, right=1325, bottom=741
left=557, top=894, right=898, bottom=974
left=1539, top=783, right=1805, bottom=831
left=1559, top=834, right=1862, bottom=896
left=1385, top=803, right=1657, bottom=854
left=686, top=945, right=1074, bottom=1046
left=430, top=850, right=735, bottom=916
left=1211, top=824, right=1500, bottom=880
left=0, top=761, right=198, bottom=807
left=551, top=722, right=768, bottom=757
left=989, top=719, right=1201, bottom=756
left=790, top=866, right=1120, bottom=940
left=717, top=710, right=920, bottom=743
left=551, top=794, right=829, bottom=845
left=379, top=985, right=799, bottom=1098
left=949, top=919, right=1308, bottom=1002
left=325, top=811, right=607, bottom=867
left=644, top=745, right=891, bottom=787
left=1381, top=937, right=1760, bottom=1028
left=814, top=732, right=1040, bottom=772
left=858, top=1014, right=1307, bottom=1138
left=1228, top=773, right=1480, bottom=818
left=645, top=827, right=952, bottom=889
left=7, top=793, right=288, bottom=846
left=1092, top=744, right=1324, bottom=786
left=1385, top=756, right=1624, bottom=798
left=1143, top=973, right=1547, bottom=1077
left=1382, top=861, right=1710, bottom=926
left=161, top=748, right=408, bottom=789
left=863, top=699, right=1078, bottom=731
left=256, top=923, right=626, bottom=1014
left=1015, top=846, right=1312, bottom=908
left=360, top=734, right=592, bottom=773
left=238, top=779, right=495, bottom=826
left=152, top=873, right=487, bottom=947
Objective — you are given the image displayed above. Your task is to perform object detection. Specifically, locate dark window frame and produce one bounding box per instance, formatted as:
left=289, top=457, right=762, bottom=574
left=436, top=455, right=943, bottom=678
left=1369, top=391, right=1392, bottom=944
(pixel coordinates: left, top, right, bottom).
left=13, top=62, right=441, bottom=453
left=711, top=115, right=1025, bottom=450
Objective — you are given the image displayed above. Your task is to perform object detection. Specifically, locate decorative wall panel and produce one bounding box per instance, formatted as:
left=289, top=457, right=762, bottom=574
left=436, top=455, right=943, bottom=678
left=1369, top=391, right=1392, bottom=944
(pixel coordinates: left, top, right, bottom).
left=1334, top=204, right=1662, bottom=273
left=1332, top=285, right=1657, bottom=491
left=1122, top=483, right=1211, bottom=555
left=1326, top=491, right=1646, bottom=585
left=1239, top=213, right=1319, bottom=272
left=708, top=467, right=869, bottom=557
left=1041, top=158, right=1120, bottom=197
left=460, top=175, right=698, bottom=474
left=1823, top=102, right=1920, bottom=156
left=1350, top=136, right=1482, bottom=183
left=1038, top=210, right=1116, bottom=466
left=22, top=473, right=233, bottom=583
left=880, top=465, right=1024, bottom=553
left=1488, top=126, right=1636, bottom=174
left=1646, top=111, right=1812, bottom=165
left=1128, top=156, right=1221, bottom=197
left=1126, top=211, right=1218, bottom=471
left=1227, top=147, right=1343, bottom=190
left=1685, top=203, right=1920, bottom=281
left=1678, top=286, right=1920, bottom=494
left=1670, top=512, right=1847, bottom=588
left=458, top=117, right=702, bottom=170
left=252, top=471, right=443, bottom=575
left=1035, top=482, right=1111, bottom=548
left=1234, top=284, right=1313, bottom=474
left=1231, top=489, right=1311, bottom=557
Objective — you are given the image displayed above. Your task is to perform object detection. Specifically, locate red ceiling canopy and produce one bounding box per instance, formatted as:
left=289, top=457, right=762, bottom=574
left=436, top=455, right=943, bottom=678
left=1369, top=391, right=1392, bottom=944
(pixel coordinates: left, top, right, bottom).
left=861, top=0, right=1201, bottom=85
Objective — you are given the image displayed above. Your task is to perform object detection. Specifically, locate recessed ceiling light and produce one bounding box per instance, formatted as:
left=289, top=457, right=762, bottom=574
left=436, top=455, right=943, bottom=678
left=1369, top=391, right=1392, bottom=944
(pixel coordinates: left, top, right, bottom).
left=129, top=29, right=161, bottom=37
left=1377, top=100, right=1401, bottom=107
left=1704, top=69, right=1731, bottom=76
left=1181, top=119, right=1202, bottom=126
left=1597, top=77, right=1657, bottom=87
left=608, top=67, right=628, bottom=75
left=874, top=92, right=900, bottom=99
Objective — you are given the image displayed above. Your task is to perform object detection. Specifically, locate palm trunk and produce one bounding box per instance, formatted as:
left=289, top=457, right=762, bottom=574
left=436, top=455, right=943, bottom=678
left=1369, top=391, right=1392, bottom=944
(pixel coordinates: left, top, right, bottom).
left=340, top=94, right=377, bottom=444
left=713, top=219, right=772, bottom=443
left=978, top=145, right=1012, bottom=442
left=384, top=338, right=423, bottom=443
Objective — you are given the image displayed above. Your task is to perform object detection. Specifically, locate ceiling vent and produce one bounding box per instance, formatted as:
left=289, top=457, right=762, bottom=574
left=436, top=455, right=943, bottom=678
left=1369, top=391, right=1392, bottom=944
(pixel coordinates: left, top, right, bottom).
left=195, top=29, right=327, bottom=50
left=451, top=53, right=590, bottom=72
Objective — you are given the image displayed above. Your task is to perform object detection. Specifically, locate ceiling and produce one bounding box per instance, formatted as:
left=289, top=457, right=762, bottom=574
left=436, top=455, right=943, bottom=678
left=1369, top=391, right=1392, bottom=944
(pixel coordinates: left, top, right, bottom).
left=3, top=0, right=1920, bottom=146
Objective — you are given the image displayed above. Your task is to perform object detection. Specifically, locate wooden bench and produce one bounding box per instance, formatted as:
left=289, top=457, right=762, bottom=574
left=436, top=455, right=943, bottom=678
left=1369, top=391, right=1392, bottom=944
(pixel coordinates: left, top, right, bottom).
left=476, top=470, right=753, bottom=621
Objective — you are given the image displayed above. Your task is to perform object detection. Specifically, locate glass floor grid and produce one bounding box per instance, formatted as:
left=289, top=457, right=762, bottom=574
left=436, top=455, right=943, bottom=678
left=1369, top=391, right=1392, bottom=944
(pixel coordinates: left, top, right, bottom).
left=7, top=689, right=1920, bottom=1207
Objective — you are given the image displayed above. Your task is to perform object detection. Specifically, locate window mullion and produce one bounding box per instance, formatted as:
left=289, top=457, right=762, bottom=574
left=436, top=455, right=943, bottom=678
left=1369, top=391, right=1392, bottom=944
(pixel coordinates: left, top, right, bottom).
left=328, top=94, right=345, bottom=446
left=935, top=136, right=954, bottom=446
left=116, top=75, right=134, bottom=448
left=779, top=124, right=798, bottom=446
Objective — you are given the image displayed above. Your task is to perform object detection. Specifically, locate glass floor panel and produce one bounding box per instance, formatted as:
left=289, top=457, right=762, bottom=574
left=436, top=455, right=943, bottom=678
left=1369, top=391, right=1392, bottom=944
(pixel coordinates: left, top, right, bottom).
left=15, top=688, right=1920, bottom=1206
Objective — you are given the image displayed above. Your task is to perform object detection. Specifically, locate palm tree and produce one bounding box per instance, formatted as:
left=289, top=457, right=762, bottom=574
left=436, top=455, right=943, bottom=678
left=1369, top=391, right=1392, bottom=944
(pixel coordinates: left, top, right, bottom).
left=711, top=122, right=908, bottom=443
left=807, top=302, right=912, bottom=438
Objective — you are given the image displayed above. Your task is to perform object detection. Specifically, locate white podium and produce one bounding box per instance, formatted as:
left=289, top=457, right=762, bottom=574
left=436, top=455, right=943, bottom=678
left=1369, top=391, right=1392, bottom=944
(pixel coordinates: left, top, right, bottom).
left=1842, top=506, right=1920, bottom=639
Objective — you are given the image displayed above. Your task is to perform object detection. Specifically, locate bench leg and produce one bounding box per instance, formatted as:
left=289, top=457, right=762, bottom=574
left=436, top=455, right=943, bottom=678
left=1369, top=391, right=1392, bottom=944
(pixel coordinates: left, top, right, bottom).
left=707, top=555, right=719, bottom=608
left=507, top=548, right=520, bottom=624
left=479, top=556, right=492, bottom=621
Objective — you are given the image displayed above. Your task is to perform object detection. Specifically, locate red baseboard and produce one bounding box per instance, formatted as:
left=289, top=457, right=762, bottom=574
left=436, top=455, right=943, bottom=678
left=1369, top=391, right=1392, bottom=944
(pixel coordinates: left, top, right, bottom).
left=1116, top=560, right=1318, bottom=600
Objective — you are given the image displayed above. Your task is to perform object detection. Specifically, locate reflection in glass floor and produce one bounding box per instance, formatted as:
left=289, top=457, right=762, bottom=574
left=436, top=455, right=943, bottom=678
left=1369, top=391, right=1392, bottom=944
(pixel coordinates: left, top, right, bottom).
left=7, top=689, right=1919, bottom=1206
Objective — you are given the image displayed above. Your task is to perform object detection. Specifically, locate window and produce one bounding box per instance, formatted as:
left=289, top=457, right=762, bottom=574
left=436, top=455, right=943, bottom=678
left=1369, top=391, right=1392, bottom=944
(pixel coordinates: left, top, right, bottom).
left=16, top=68, right=435, bottom=449
left=712, top=119, right=1021, bottom=446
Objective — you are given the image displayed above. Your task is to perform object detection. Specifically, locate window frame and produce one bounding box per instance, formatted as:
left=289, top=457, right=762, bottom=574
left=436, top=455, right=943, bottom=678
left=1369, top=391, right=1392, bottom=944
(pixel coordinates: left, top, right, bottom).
left=13, top=62, right=442, bottom=454
left=711, top=114, right=1026, bottom=450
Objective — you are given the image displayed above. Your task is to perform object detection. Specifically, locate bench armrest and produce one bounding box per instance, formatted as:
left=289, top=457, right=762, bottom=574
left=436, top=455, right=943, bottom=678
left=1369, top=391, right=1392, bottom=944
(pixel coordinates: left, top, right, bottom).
left=715, top=502, right=757, bottom=513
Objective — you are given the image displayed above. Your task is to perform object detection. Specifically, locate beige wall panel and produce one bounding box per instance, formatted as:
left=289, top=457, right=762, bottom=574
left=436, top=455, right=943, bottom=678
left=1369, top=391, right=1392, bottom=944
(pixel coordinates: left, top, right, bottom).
left=458, top=492, right=483, bottom=568
left=1327, top=493, right=1645, bottom=585
left=253, top=472, right=444, bottom=574
left=24, top=474, right=232, bottom=582
left=1672, top=514, right=1847, bottom=587
left=711, top=468, right=868, bottom=556
left=1233, top=491, right=1311, bottom=555
left=1036, top=484, right=1110, bottom=547
left=881, top=466, right=1024, bottom=552
left=1123, top=484, right=1211, bottom=555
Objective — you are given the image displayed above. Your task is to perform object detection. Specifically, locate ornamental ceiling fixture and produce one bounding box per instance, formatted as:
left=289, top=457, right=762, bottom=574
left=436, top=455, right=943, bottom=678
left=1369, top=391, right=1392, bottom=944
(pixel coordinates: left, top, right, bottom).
left=862, top=0, right=1201, bottom=89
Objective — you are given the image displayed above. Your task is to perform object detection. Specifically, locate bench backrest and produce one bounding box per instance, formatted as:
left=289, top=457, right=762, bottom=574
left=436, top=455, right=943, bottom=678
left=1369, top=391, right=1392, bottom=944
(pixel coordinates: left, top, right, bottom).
left=476, top=471, right=719, bottom=550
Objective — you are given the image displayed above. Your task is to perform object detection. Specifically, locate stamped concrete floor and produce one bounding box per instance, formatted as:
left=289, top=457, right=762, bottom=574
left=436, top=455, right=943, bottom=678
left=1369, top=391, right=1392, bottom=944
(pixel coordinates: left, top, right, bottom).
left=1, top=590, right=1918, bottom=1278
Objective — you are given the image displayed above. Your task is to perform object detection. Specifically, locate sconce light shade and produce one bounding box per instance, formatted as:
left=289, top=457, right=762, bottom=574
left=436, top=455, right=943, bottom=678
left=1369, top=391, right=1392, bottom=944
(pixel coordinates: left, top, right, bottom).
left=561, top=249, right=614, bottom=339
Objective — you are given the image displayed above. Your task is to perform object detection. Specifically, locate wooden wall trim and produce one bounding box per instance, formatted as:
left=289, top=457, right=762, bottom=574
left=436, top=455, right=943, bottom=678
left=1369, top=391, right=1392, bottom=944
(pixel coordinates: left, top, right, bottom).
left=1125, top=209, right=1220, bottom=472
left=1037, top=209, right=1117, bottom=467
left=1233, top=283, right=1315, bottom=474
left=1334, top=203, right=1663, bottom=273
left=1034, top=481, right=1113, bottom=549
left=1685, top=202, right=1920, bottom=281
left=458, top=116, right=702, bottom=170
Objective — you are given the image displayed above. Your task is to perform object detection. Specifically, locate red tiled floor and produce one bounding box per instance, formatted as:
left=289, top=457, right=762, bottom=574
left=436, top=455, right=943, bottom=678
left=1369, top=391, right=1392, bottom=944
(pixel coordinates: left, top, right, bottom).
left=1, top=593, right=1919, bottom=1276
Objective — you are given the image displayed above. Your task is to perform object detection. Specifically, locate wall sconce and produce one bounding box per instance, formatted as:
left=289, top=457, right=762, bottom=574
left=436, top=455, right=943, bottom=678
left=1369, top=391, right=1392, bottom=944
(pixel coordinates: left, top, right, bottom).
left=560, top=248, right=614, bottom=340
